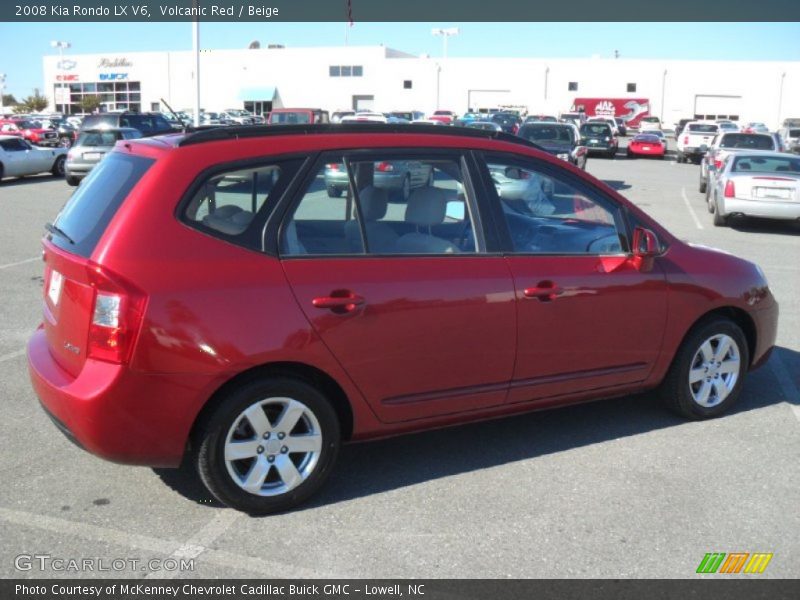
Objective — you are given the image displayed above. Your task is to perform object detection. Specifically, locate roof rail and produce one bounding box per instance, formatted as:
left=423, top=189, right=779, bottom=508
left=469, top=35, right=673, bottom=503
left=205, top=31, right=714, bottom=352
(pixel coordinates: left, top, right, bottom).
left=177, top=123, right=543, bottom=151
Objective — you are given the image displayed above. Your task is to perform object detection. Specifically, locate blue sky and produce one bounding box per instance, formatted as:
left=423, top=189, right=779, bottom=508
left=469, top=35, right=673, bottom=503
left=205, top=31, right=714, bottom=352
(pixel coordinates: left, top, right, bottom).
left=1, top=22, right=799, bottom=98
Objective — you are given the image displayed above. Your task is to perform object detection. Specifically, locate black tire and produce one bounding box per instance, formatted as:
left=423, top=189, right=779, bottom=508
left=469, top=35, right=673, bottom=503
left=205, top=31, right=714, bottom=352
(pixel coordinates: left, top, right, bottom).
left=59, top=136, right=73, bottom=148
left=195, top=377, right=341, bottom=514
left=66, top=175, right=80, bottom=187
left=0, top=163, right=4, bottom=183
left=51, top=155, right=66, bottom=177
left=659, top=317, right=749, bottom=419
left=676, top=153, right=684, bottom=164
left=326, top=186, right=342, bottom=198
left=699, top=175, right=707, bottom=194
left=712, top=197, right=728, bottom=227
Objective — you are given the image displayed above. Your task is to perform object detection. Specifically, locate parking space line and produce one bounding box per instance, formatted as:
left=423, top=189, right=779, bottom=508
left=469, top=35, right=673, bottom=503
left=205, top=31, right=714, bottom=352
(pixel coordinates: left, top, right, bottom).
left=770, top=354, right=800, bottom=423
left=0, top=349, right=26, bottom=364
left=145, top=511, right=240, bottom=580
left=681, top=187, right=704, bottom=230
left=0, top=505, right=331, bottom=577
left=0, top=256, right=39, bottom=271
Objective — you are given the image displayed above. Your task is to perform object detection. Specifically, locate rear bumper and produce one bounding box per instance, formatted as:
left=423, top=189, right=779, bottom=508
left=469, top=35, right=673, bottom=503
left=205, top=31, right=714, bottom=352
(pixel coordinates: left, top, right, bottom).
left=27, top=328, right=219, bottom=467
left=719, top=197, right=800, bottom=220
left=679, top=147, right=705, bottom=156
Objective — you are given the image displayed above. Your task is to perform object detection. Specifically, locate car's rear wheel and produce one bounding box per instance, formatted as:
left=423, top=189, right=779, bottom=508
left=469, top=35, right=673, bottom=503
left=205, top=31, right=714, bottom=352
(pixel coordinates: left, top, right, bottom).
left=0, top=163, right=4, bottom=183
left=401, top=174, right=411, bottom=200
left=712, top=196, right=728, bottom=227
left=326, top=186, right=342, bottom=198
left=699, top=174, right=707, bottom=194
left=659, top=318, right=749, bottom=419
left=51, top=156, right=66, bottom=177
left=59, top=136, right=72, bottom=148
left=66, top=175, right=80, bottom=187
left=195, top=377, right=341, bottom=514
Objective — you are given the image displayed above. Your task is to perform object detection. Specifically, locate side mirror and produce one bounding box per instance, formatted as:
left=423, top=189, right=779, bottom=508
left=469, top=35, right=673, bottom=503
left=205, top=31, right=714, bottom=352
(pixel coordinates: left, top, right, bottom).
left=632, top=227, right=659, bottom=272
left=633, top=226, right=659, bottom=257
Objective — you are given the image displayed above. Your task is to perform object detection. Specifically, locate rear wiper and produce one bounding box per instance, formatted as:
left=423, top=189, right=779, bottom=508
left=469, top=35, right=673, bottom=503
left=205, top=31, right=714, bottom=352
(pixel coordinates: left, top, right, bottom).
left=45, top=222, right=75, bottom=245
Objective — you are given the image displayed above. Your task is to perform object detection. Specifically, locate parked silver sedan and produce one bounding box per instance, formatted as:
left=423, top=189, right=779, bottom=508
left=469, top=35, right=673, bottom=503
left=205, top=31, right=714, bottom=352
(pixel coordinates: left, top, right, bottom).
left=65, top=127, right=142, bottom=186
left=0, top=135, right=66, bottom=181
left=708, top=152, right=800, bottom=226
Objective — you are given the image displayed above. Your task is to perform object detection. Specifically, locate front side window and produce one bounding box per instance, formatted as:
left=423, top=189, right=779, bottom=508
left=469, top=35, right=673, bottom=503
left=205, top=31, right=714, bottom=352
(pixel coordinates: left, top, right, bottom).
left=281, top=154, right=477, bottom=257
left=483, top=155, right=626, bottom=255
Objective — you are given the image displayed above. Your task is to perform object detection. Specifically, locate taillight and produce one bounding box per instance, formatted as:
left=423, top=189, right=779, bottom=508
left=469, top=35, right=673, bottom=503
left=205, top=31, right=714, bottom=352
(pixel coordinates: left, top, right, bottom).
left=86, top=264, right=145, bottom=364
left=724, top=180, right=735, bottom=198
left=714, top=159, right=723, bottom=169
left=683, top=136, right=689, bottom=145
left=326, top=163, right=340, bottom=171
left=375, top=162, right=394, bottom=172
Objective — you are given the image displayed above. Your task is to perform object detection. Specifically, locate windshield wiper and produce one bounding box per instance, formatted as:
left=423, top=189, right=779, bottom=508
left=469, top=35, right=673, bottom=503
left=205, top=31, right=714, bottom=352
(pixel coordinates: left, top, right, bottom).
left=45, top=222, right=75, bottom=245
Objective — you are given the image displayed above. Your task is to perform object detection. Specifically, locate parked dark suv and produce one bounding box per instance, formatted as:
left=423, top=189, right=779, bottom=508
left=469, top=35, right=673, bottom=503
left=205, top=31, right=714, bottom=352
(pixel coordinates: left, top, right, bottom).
left=80, top=112, right=176, bottom=137
left=28, top=124, right=777, bottom=514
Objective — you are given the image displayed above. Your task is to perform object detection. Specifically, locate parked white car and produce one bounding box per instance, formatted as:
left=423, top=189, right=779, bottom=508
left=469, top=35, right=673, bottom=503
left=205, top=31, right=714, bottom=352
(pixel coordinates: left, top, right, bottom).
left=0, top=135, right=67, bottom=181
left=708, top=151, right=800, bottom=226
left=676, top=121, right=719, bottom=164
left=639, top=116, right=662, bottom=132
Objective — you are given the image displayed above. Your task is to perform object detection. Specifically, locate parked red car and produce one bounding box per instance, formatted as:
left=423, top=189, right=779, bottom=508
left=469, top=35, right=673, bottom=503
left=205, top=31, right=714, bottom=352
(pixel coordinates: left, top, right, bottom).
left=428, top=110, right=457, bottom=124
left=626, top=133, right=666, bottom=158
left=0, top=118, right=60, bottom=147
left=28, top=125, right=778, bottom=513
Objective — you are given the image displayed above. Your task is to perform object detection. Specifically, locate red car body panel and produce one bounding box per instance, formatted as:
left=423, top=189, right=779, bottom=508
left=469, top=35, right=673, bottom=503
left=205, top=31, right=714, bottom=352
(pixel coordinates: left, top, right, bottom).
left=27, top=130, right=778, bottom=467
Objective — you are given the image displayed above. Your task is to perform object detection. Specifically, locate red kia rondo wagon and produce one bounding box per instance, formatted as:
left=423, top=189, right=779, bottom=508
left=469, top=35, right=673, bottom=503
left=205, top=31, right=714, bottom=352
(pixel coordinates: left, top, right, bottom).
left=28, top=125, right=778, bottom=513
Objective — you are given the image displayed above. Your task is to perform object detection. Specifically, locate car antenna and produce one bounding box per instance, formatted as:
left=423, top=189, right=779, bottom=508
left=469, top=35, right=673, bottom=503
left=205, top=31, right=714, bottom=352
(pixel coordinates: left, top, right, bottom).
left=160, top=98, right=186, bottom=133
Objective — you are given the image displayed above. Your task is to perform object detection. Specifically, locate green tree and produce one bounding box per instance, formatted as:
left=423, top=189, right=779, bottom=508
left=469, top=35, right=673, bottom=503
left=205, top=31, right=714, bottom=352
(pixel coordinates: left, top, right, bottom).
left=79, top=95, right=102, bottom=113
left=1, top=93, right=17, bottom=107
left=21, top=88, right=49, bottom=112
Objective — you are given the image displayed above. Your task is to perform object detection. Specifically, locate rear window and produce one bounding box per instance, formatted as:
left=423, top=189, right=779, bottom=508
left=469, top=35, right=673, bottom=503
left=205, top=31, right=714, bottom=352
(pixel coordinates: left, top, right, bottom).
left=580, top=123, right=611, bottom=136
left=789, top=129, right=800, bottom=137
left=641, top=117, right=660, bottom=123
left=76, top=131, right=122, bottom=147
left=80, top=115, right=117, bottom=130
left=519, top=125, right=575, bottom=143
left=270, top=112, right=311, bottom=124
left=688, top=124, right=719, bottom=133
left=50, top=153, right=154, bottom=258
left=732, top=155, right=800, bottom=174
left=720, top=134, right=775, bottom=150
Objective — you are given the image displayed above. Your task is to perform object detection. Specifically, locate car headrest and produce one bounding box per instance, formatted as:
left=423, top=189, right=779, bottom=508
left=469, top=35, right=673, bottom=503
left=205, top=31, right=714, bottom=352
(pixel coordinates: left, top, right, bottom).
left=405, top=187, right=447, bottom=227
left=359, top=186, right=389, bottom=221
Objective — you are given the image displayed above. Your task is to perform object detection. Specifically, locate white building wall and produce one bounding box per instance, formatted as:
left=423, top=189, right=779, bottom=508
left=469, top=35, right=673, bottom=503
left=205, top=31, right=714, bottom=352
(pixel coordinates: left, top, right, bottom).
left=43, top=46, right=800, bottom=128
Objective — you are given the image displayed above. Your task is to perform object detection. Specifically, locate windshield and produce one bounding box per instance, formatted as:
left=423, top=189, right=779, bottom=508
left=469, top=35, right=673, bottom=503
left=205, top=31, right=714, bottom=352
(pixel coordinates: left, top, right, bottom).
left=519, top=125, right=574, bottom=144
left=720, top=134, right=775, bottom=150
left=641, top=117, right=660, bottom=123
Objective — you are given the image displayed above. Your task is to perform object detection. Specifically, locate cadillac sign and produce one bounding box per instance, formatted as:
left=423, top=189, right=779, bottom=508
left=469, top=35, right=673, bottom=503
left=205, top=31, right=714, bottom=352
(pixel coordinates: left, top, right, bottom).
left=98, top=58, right=132, bottom=68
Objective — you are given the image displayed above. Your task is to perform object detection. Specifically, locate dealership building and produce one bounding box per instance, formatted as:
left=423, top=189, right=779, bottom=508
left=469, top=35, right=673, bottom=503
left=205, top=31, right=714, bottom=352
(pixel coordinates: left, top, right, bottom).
left=42, top=44, right=799, bottom=127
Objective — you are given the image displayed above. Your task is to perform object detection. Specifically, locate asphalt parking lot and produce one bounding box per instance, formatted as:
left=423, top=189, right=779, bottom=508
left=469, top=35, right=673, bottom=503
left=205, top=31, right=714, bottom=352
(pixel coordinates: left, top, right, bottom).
left=0, top=137, right=798, bottom=579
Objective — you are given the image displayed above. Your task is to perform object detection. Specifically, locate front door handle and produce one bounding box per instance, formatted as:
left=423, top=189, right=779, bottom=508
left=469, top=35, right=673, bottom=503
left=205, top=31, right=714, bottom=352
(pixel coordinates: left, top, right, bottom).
left=523, top=281, right=562, bottom=302
left=312, top=290, right=365, bottom=314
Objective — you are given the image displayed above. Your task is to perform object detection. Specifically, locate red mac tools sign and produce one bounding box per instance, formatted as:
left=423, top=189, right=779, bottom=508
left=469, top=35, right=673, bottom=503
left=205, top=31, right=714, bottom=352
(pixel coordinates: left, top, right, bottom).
left=572, top=98, right=651, bottom=128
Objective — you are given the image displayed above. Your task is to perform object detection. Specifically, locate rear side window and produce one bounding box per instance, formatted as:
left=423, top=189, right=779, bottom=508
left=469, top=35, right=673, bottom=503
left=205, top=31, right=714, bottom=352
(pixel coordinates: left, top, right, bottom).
left=51, top=153, right=154, bottom=258
left=182, top=159, right=304, bottom=251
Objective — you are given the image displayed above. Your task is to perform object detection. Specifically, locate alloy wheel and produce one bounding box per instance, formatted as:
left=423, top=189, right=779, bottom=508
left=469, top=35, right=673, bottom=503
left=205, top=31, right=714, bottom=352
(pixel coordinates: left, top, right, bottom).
left=688, top=334, right=741, bottom=408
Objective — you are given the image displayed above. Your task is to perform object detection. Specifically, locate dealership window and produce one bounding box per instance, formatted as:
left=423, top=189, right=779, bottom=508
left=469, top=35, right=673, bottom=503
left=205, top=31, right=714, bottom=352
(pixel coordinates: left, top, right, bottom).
left=403, top=80, right=412, bottom=89
left=568, top=82, right=578, bottom=91
left=627, top=83, right=637, bottom=92
left=56, top=79, right=142, bottom=115
left=329, top=65, right=363, bottom=78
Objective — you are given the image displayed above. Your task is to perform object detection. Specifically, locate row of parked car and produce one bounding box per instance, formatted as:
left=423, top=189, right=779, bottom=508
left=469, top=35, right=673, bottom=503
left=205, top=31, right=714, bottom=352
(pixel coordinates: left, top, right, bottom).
left=681, top=119, right=800, bottom=226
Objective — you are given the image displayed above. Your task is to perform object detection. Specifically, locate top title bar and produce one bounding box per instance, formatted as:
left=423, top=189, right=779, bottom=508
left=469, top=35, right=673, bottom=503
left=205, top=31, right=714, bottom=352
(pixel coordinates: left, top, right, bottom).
left=3, top=0, right=800, bottom=22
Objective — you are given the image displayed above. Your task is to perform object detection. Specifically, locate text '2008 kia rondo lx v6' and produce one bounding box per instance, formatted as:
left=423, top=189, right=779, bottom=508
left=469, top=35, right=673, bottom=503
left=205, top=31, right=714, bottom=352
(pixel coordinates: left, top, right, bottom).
left=28, top=125, right=778, bottom=514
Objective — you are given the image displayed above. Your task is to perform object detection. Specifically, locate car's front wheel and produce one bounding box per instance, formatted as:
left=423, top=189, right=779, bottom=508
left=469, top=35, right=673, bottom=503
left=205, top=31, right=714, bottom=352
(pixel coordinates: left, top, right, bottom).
left=326, top=186, right=342, bottom=198
left=659, top=317, right=749, bottom=419
left=196, top=377, right=341, bottom=514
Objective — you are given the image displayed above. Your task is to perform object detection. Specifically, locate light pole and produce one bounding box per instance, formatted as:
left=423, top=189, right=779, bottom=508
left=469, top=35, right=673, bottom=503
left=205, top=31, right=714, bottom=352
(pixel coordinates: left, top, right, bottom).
left=431, top=27, right=459, bottom=59
left=544, top=66, right=550, bottom=101
left=0, top=74, right=6, bottom=115
left=51, top=40, right=71, bottom=115
left=777, top=71, right=786, bottom=130
left=660, top=69, right=668, bottom=122
left=192, top=17, right=200, bottom=127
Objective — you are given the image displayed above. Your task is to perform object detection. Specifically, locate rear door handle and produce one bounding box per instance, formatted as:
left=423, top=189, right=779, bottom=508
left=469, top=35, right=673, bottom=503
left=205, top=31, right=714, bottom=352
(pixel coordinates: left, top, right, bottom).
left=312, top=291, right=365, bottom=313
left=523, top=281, right=562, bottom=302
